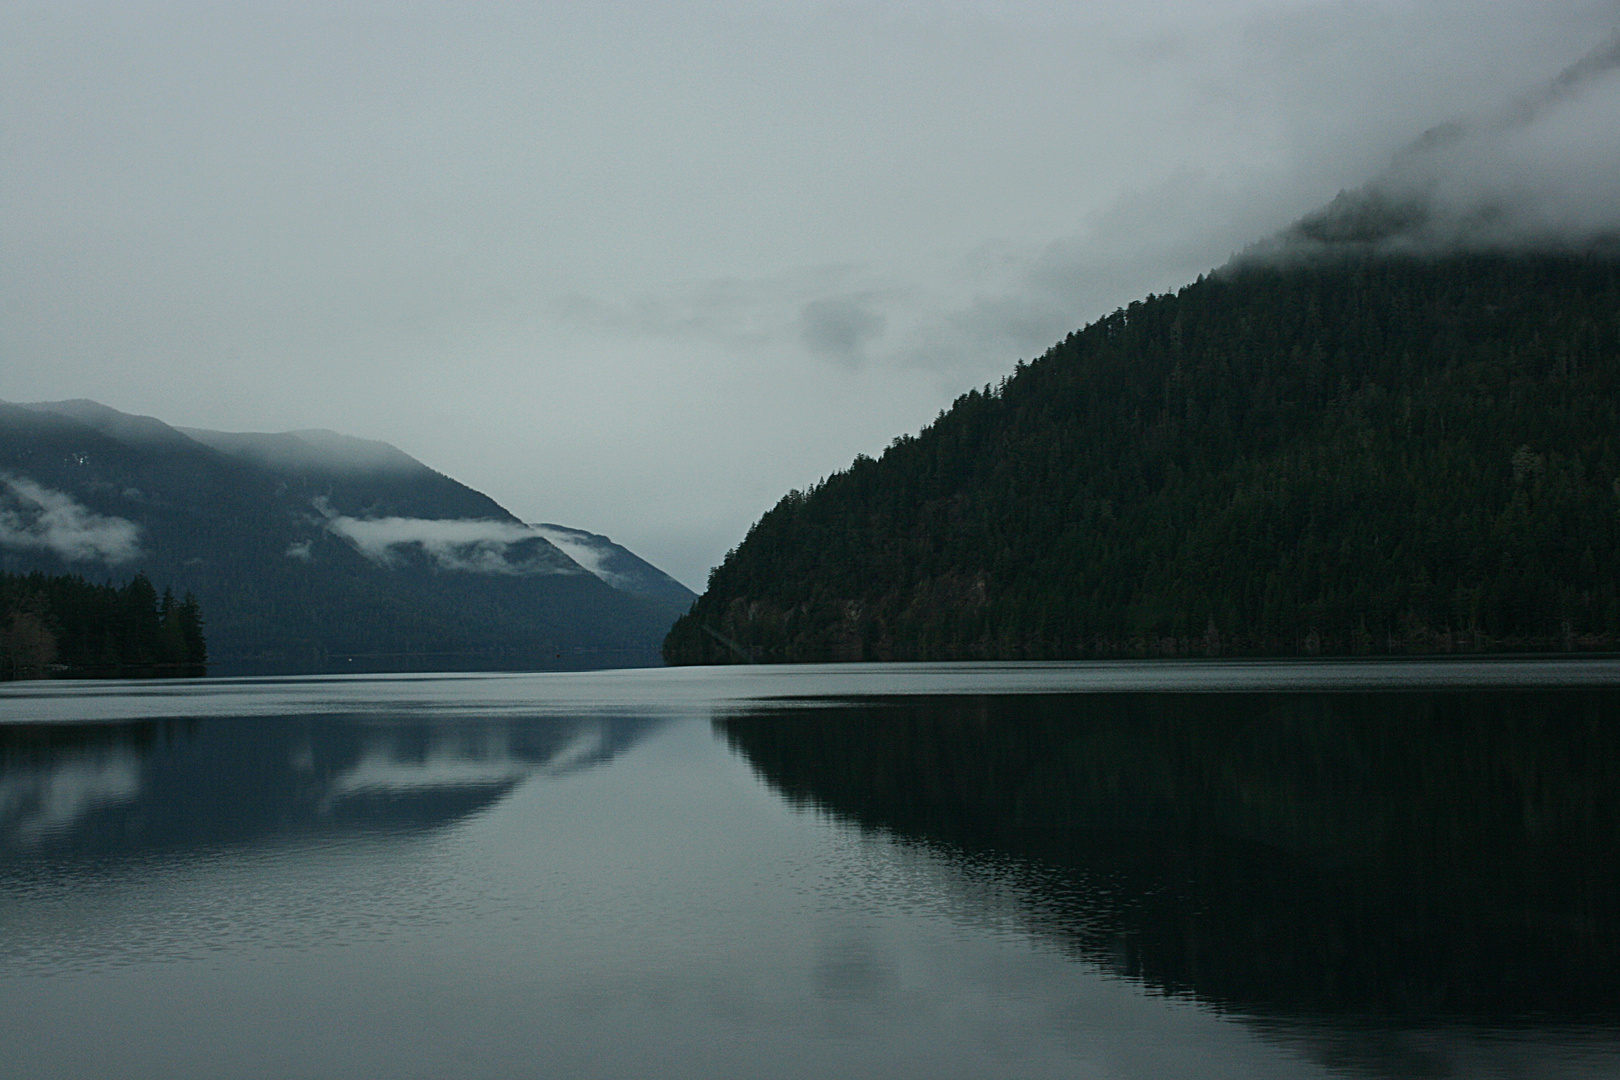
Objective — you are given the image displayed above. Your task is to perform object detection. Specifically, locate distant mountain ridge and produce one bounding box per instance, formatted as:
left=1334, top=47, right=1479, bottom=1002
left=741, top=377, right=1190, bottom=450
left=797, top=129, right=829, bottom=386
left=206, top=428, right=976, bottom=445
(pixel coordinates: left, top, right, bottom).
left=179, top=426, right=429, bottom=476
left=0, top=400, right=694, bottom=670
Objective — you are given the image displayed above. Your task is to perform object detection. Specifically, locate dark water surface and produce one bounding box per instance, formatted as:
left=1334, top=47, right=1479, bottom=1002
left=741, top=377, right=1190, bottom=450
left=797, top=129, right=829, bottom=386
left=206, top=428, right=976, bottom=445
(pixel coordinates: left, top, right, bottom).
left=3, top=660, right=1619, bottom=1079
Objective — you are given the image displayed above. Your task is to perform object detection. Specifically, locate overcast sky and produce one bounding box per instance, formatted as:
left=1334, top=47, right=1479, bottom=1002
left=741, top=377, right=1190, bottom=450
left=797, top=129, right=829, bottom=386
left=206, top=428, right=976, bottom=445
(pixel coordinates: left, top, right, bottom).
left=3, top=1, right=1617, bottom=588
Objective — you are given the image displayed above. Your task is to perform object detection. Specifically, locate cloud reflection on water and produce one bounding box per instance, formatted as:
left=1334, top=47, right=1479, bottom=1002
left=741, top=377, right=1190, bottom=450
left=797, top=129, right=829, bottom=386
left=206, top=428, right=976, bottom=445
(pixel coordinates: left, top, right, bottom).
left=4, top=668, right=1620, bottom=1080
left=0, top=713, right=663, bottom=860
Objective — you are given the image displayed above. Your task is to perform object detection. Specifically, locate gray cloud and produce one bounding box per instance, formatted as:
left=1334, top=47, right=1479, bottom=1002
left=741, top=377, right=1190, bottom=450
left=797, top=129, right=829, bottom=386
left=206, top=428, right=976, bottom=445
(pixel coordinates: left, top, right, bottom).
left=0, top=748, right=143, bottom=846
left=799, top=295, right=887, bottom=369
left=551, top=280, right=778, bottom=350
left=0, top=474, right=143, bottom=564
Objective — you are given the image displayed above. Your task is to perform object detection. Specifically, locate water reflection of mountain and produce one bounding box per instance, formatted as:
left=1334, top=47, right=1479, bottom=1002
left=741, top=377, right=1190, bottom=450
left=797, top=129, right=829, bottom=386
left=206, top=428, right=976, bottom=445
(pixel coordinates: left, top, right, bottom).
left=0, top=714, right=662, bottom=862
left=719, top=690, right=1620, bottom=1022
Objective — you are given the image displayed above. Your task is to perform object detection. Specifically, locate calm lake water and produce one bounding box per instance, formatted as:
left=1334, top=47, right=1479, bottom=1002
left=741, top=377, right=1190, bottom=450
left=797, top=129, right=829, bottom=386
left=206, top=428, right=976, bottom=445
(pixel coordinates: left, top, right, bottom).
left=3, top=659, right=1620, bottom=1079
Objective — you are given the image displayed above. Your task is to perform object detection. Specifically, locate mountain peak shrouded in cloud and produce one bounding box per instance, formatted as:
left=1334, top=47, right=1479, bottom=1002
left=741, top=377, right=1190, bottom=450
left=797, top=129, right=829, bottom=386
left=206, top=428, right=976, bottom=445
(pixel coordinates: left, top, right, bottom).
left=182, top=427, right=593, bottom=578
left=0, top=400, right=689, bottom=669
left=180, top=427, right=429, bottom=476
left=20, top=399, right=202, bottom=454
left=1255, top=32, right=1620, bottom=260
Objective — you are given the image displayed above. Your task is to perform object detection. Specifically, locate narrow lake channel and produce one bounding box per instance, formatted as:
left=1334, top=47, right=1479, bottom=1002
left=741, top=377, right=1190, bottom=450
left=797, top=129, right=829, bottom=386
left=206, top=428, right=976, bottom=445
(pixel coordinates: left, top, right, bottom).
left=3, top=660, right=1619, bottom=1079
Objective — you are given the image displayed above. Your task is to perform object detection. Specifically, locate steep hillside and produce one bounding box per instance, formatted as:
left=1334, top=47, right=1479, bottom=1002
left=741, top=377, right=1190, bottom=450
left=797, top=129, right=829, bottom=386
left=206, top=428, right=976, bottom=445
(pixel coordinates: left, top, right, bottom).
left=530, top=524, right=697, bottom=613
left=0, top=402, right=682, bottom=670
left=667, top=252, right=1620, bottom=663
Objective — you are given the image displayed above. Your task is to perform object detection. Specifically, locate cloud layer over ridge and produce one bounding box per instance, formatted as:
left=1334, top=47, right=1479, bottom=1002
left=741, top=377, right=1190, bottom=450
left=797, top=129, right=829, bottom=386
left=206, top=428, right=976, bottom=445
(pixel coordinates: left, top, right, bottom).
left=322, top=515, right=583, bottom=576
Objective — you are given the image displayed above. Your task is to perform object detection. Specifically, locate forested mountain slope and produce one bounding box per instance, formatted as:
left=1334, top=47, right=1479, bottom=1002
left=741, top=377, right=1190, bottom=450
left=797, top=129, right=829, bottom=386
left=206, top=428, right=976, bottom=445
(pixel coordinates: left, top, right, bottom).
left=667, top=252, right=1620, bottom=663
left=0, top=402, right=682, bottom=670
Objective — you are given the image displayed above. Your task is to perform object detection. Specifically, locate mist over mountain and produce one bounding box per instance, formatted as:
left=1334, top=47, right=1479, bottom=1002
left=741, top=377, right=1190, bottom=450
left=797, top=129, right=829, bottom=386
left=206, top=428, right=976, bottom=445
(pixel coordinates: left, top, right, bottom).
left=1254, top=34, right=1620, bottom=260
left=181, top=425, right=428, bottom=475
left=0, top=401, right=688, bottom=671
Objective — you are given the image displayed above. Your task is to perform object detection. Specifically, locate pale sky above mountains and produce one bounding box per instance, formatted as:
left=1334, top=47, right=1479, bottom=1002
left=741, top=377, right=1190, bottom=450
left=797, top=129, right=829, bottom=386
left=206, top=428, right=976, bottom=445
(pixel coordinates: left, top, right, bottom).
left=3, top=1, right=1617, bottom=587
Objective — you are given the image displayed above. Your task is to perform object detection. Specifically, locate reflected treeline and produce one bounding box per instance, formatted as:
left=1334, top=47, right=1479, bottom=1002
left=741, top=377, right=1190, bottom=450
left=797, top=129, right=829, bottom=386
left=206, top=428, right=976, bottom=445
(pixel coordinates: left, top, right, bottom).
left=0, top=713, right=662, bottom=862
left=719, top=690, right=1620, bottom=1021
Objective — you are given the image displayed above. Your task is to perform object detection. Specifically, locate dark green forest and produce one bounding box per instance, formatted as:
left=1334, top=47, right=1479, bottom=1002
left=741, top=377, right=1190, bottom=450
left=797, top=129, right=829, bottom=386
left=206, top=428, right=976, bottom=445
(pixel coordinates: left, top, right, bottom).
left=668, top=251, right=1620, bottom=663
left=1, top=571, right=206, bottom=679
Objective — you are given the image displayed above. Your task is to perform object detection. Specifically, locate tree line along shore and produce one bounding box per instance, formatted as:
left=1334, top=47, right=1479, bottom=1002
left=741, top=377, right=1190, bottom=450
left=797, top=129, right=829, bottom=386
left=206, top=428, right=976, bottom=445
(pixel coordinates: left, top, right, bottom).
left=1, top=571, right=206, bottom=679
